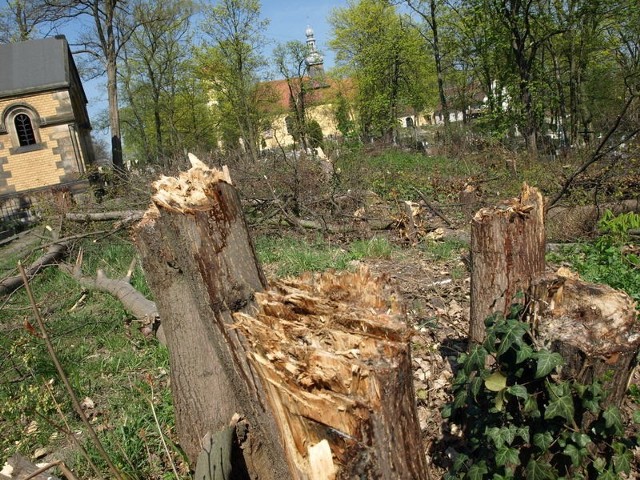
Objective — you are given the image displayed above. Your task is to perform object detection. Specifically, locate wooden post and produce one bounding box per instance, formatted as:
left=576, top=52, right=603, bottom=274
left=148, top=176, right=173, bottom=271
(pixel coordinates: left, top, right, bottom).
left=469, top=183, right=546, bottom=343
left=134, top=160, right=290, bottom=478
left=134, top=157, right=429, bottom=479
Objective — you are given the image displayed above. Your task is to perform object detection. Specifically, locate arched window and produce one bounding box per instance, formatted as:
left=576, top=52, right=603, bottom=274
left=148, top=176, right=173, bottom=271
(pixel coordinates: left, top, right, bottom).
left=15, top=113, right=37, bottom=146
left=2, top=104, right=42, bottom=152
left=406, top=117, right=414, bottom=128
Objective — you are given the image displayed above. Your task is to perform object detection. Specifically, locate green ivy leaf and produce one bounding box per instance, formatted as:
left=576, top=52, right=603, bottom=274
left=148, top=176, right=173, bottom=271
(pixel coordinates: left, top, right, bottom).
left=603, top=407, right=623, bottom=435
left=534, top=350, right=564, bottom=378
left=525, top=459, right=556, bottom=480
left=570, top=432, right=591, bottom=448
left=464, top=346, right=488, bottom=375
left=515, top=343, right=534, bottom=364
left=633, top=410, right=640, bottom=424
left=470, top=376, right=483, bottom=398
left=496, top=446, right=521, bottom=467
left=508, top=384, right=529, bottom=401
left=467, top=461, right=488, bottom=480
left=563, top=444, right=586, bottom=467
left=497, top=320, right=526, bottom=356
left=596, top=469, right=618, bottom=480
left=486, top=372, right=507, bottom=392
left=612, top=442, right=632, bottom=474
left=545, top=391, right=575, bottom=422
left=524, top=395, right=541, bottom=417
left=533, top=432, right=554, bottom=452
left=517, top=426, right=530, bottom=444
left=593, top=457, right=607, bottom=473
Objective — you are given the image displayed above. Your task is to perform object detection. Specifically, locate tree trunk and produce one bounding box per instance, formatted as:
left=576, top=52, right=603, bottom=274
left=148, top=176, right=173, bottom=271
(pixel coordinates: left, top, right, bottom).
left=527, top=269, right=640, bottom=410
left=235, top=268, right=429, bottom=479
left=469, top=183, right=546, bottom=343
left=134, top=162, right=289, bottom=478
left=134, top=157, right=429, bottom=479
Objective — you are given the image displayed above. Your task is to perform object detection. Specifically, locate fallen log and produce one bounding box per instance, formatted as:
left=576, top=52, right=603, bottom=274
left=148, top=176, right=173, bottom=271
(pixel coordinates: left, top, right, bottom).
left=60, top=252, right=162, bottom=342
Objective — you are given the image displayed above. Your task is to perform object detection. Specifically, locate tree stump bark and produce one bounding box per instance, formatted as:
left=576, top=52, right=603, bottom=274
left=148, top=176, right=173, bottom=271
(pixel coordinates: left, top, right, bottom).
left=134, top=158, right=428, bottom=479
left=528, top=268, right=640, bottom=408
left=134, top=162, right=290, bottom=478
left=469, top=183, right=546, bottom=343
left=235, top=268, right=429, bottom=479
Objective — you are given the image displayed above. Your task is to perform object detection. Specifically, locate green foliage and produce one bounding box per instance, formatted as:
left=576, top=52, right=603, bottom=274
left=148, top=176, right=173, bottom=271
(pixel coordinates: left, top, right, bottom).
left=330, top=0, right=435, bottom=140
left=547, top=211, right=640, bottom=302
left=443, top=307, right=636, bottom=479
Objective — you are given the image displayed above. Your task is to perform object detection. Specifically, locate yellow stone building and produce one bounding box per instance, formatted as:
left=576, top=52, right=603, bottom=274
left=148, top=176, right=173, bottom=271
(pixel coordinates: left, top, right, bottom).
left=0, top=36, right=94, bottom=223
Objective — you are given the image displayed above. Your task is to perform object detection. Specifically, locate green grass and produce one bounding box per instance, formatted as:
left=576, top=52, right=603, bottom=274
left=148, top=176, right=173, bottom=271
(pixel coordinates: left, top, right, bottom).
left=255, top=235, right=396, bottom=277
left=336, top=149, right=482, bottom=201
left=0, top=236, right=183, bottom=479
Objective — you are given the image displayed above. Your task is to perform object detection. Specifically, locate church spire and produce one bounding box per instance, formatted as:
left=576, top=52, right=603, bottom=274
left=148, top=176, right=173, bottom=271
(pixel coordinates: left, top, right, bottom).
left=304, top=26, right=324, bottom=77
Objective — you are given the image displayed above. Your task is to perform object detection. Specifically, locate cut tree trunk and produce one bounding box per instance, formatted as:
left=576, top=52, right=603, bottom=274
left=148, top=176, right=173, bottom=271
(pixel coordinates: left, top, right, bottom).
left=234, top=268, right=429, bottom=479
left=469, top=183, right=546, bottom=343
left=134, top=156, right=429, bottom=479
left=134, top=161, right=289, bottom=478
left=527, top=268, right=640, bottom=409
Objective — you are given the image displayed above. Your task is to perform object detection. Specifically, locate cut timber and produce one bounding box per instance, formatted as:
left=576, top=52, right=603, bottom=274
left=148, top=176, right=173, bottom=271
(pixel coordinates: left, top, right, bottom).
left=134, top=157, right=289, bottom=479
left=470, top=184, right=546, bottom=343
left=528, top=268, right=640, bottom=408
left=234, top=268, right=429, bottom=480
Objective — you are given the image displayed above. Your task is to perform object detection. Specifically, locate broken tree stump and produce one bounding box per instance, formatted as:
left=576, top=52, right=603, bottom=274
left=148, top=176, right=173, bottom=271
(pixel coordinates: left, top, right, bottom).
left=470, top=183, right=546, bottom=343
left=234, top=268, right=429, bottom=479
left=134, top=158, right=289, bottom=478
left=527, top=268, right=640, bottom=408
left=134, top=156, right=429, bottom=479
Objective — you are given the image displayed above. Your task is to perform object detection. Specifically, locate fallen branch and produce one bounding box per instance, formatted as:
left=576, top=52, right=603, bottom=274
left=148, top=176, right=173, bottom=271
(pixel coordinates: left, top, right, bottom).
left=0, top=243, right=67, bottom=295
left=412, top=187, right=454, bottom=227
left=60, top=251, right=162, bottom=342
left=65, top=211, right=145, bottom=223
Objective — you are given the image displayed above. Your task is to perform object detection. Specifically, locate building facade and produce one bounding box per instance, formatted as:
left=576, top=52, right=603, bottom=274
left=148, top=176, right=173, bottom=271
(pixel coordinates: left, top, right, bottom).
left=0, top=36, right=94, bottom=198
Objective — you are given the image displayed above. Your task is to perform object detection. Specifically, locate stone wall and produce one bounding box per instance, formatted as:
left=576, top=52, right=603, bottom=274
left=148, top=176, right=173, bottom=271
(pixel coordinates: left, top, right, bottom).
left=0, top=89, right=88, bottom=195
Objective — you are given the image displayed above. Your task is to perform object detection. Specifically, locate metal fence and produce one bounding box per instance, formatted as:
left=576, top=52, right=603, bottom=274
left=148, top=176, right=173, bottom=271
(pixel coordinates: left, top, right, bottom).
left=0, top=194, right=36, bottom=239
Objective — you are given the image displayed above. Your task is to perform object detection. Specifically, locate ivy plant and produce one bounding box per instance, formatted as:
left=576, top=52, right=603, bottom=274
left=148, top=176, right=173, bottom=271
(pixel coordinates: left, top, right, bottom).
left=442, top=306, right=636, bottom=479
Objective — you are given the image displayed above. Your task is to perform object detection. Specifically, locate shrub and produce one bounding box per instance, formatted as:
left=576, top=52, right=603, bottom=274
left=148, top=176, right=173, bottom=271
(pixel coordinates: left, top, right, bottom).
left=442, top=305, right=636, bottom=479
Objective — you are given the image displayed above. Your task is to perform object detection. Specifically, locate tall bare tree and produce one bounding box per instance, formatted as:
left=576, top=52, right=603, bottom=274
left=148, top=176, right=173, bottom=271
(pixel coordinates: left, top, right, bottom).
left=0, top=0, right=65, bottom=42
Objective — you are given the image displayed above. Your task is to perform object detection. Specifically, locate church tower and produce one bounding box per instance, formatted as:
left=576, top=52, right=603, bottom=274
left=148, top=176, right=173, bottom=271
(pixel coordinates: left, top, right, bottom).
left=304, top=26, right=324, bottom=78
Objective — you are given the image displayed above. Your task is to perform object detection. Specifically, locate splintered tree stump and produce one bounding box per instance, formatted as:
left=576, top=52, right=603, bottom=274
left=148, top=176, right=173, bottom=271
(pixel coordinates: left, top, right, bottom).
left=134, top=159, right=289, bottom=478
left=234, top=268, right=428, bottom=480
left=470, top=183, right=546, bottom=343
left=134, top=157, right=428, bottom=480
left=528, top=269, right=640, bottom=408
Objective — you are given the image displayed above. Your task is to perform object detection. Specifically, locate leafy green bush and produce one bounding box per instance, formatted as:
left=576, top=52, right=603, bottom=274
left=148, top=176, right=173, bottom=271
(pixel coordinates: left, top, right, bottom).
left=442, top=306, right=635, bottom=479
